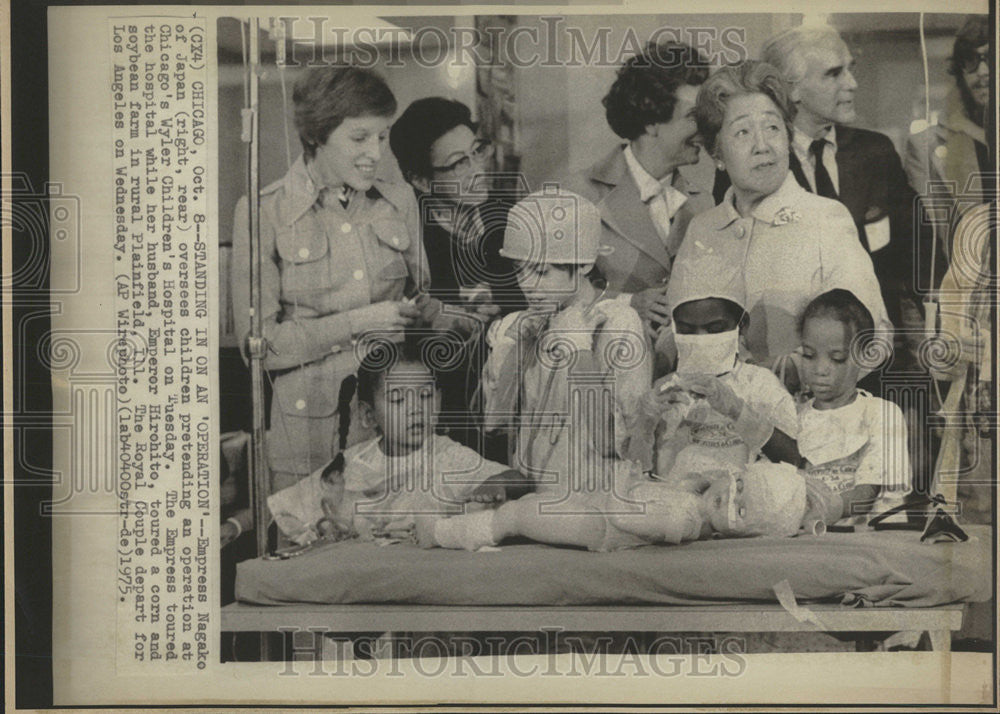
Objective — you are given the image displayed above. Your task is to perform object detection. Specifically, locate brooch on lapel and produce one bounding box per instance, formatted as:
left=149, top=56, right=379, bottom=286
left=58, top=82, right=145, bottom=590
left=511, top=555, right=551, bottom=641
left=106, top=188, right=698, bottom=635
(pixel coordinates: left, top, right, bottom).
left=772, top=207, right=802, bottom=226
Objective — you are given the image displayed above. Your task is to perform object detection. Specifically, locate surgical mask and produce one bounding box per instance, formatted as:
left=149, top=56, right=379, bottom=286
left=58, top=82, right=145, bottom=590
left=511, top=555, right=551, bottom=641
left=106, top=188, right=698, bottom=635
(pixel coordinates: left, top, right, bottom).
left=674, top=328, right=739, bottom=376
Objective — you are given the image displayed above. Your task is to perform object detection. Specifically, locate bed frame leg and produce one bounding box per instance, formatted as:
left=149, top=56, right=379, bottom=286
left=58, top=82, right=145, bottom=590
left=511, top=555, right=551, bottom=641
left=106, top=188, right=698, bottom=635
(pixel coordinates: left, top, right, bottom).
left=855, top=636, right=879, bottom=652
left=927, top=630, right=951, bottom=652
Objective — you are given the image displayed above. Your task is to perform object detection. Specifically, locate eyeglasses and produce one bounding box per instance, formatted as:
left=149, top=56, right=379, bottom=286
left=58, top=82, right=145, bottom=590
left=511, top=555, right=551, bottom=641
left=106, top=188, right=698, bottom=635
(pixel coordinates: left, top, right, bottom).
left=961, top=50, right=989, bottom=73
left=431, top=139, right=494, bottom=176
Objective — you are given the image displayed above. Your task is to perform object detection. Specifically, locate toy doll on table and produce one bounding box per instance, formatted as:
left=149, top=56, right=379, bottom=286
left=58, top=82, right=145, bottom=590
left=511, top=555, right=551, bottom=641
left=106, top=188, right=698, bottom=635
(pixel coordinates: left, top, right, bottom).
left=417, top=243, right=844, bottom=552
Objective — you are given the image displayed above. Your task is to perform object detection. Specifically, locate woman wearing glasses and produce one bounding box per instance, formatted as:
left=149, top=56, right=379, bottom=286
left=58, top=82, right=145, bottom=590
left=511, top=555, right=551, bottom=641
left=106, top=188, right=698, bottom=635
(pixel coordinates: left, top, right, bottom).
left=230, top=66, right=435, bottom=495
left=390, top=97, right=525, bottom=313
left=390, top=97, right=525, bottom=454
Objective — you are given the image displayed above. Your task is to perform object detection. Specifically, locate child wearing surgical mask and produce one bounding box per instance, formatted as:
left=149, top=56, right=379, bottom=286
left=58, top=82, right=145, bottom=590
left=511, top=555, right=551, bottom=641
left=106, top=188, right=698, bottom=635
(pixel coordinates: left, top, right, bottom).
left=634, top=245, right=800, bottom=478
left=796, top=289, right=910, bottom=524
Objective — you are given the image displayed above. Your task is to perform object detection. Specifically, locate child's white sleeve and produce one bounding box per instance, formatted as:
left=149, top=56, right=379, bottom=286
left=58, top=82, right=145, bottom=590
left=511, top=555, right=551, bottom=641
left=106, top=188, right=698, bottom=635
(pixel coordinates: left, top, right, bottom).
left=744, top=367, right=799, bottom=438
left=266, top=469, right=326, bottom=545
left=604, top=306, right=654, bottom=458
left=481, top=314, right=520, bottom=427
left=855, top=398, right=911, bottom=494
left=434, top=437, right=510, bottom=502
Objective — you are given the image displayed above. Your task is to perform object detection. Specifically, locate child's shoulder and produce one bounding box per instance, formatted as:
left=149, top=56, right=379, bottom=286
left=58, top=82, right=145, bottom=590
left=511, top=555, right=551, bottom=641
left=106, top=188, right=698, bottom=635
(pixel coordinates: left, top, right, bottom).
left=343, top=437, right=381, bottom=461
left=856, top=390, right=906, bottom=422
left=596, top=296, right=642, bottom=327
left=731, top=360, right=784, bottom=388
left=486, top=311, right=524, bottom=347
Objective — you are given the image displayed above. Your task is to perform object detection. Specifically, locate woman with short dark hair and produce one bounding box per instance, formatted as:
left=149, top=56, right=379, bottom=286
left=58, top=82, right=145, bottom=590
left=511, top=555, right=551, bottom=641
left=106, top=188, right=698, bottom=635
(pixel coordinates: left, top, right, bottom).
left=389, top=97, right=524, bottom=455
left=230, top=66, right=432, bottom=494
left=389, top=96, right=523, bottom=308
left=563, top=41, right=714, bottom=341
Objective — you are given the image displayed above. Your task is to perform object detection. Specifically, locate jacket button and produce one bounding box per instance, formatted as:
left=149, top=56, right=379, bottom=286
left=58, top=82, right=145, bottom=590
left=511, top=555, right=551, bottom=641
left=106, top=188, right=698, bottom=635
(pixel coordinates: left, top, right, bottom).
left=340, top=222, right=352, bottom=233
left=295, top=399, right=306, bottom=410
left=391, top=236, right=400, bottom=246
left=331, top=344, right=342, bottom=354
left=736, top=224, right=746, bottom=239
left=353, top=269, right=364, bottom=280
left=298, top=247, right=310, bottom=259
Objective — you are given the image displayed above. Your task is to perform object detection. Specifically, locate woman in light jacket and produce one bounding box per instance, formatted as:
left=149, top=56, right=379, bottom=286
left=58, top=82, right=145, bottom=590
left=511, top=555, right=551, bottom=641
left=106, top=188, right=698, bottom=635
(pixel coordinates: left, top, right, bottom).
left=231, top=66, right=431, bottom=493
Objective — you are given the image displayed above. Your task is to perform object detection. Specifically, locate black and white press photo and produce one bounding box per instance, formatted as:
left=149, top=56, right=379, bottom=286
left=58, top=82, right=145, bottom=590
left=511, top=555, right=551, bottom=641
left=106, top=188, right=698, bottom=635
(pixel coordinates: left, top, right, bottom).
left=7, top=2, right=998, bottom=710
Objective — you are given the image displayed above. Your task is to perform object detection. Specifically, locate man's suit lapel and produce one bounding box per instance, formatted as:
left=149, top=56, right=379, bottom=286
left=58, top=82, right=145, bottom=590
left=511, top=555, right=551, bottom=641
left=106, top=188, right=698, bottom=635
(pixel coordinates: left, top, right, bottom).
left=590, top=150, right=673, bottom=270
left=832, top=126, right=867, bottom=225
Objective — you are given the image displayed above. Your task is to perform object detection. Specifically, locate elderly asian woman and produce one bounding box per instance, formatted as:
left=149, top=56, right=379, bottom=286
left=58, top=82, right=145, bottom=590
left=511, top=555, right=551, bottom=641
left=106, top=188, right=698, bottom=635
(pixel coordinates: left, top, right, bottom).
left=670, top=61, right=891, bottom=387
left=231, top=66, right=433, bottom=494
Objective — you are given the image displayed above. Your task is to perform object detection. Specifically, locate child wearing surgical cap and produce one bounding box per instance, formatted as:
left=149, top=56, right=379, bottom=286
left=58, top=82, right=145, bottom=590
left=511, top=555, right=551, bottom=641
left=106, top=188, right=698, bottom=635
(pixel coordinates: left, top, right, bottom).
left=416, top=461, right=844, bottom=551
left=630, top=240, right=800, bottom=478
left=796, top=289, right=911, bottom=525
left=481, top=189, right=652, bottom=499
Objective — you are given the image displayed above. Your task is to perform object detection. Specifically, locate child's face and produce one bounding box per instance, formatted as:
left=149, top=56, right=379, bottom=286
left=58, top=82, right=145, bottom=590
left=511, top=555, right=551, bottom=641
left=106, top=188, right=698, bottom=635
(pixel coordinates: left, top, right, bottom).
left=369, top=361, right=440, bottom=455
left=700, top=473, right=748, bottom=535
left=799, top=317, right=860, bottom=408
left=673, top=298, right=741, bottom=335
left=514, top=261, right=576, bottom=310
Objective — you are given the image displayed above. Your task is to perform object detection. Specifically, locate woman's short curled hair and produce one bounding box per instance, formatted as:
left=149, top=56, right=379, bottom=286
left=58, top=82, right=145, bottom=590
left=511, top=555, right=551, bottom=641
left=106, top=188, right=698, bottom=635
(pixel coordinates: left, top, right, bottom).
left=798, top=288, right=875, bottom=352
left=292, top=66, right=397, bottom=159
left=603, top=42, right=709, bottom=141
left=694, top=60, right=796, bottom=157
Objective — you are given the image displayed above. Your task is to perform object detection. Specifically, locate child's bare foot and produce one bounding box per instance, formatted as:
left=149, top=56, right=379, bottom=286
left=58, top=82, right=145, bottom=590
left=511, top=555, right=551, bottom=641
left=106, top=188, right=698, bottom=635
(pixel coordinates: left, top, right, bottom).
left=414, top=516, right=439, bottom=549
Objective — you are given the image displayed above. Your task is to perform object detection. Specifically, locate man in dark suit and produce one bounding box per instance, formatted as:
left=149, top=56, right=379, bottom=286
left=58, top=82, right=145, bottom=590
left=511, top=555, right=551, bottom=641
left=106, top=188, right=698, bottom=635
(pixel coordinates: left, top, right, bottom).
left=565, top=41, right=714, bottom=340
left=714, top=26, right=923, bottom=328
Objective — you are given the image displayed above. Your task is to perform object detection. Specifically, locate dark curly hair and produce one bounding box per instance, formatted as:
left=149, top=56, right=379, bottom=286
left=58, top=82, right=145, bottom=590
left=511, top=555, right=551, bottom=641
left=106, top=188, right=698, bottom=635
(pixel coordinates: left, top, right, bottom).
left=390, top=97, right=477, bottom=183
left=798, top=289, right=875, bottom=352
left=292, top=66, right=397, bottom=160
left=602, top=41, right=709, bottom=141
left=333, top=335, right=450, bottom=450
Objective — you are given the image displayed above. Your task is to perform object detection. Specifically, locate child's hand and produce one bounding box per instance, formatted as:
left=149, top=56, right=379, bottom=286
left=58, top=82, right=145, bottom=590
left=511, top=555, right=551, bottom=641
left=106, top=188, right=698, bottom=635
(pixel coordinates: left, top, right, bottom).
left=630, top=286, right=672, bottom=334
left=466, top=481, right=507, bottom=505
left=319, top=488, right=353, bottom=540
left=674, top=374, right=744, bottom=422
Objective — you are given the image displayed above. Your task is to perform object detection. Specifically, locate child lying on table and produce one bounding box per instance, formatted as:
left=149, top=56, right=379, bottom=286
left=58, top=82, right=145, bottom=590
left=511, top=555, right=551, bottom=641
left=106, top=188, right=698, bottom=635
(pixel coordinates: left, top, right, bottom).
left=267, top=336, right=532, bottom=546
left=416, top=461, right=846, bottom=552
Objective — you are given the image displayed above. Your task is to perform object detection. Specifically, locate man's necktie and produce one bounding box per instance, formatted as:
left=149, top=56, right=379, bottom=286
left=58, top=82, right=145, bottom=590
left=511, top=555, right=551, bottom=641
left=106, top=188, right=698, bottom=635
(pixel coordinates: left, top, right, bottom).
left=809, top=139, right=838, bottom=199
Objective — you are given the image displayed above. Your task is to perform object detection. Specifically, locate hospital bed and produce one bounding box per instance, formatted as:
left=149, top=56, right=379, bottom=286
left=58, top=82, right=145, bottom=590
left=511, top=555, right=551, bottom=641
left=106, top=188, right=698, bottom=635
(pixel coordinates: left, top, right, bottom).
left=223, top=526, right=991, bottom=657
